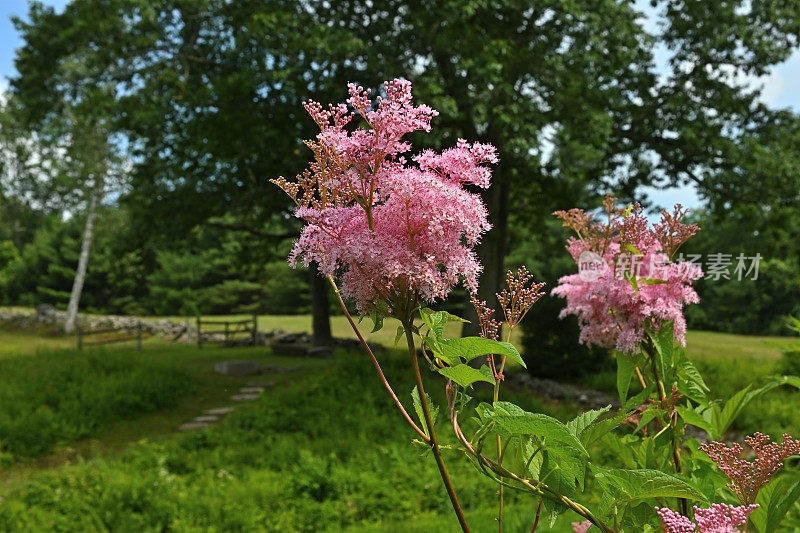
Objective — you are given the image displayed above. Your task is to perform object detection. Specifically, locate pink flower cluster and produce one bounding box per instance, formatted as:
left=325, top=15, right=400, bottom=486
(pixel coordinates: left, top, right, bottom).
left=700, top=432, right=800, bottom=504
left=656, top=504, right=758, bottom=533
left=551, top=198, right=702, bottom=353
left=571, top=519, right=592, bottom=532
left=273, top=80, right=497, bottom=313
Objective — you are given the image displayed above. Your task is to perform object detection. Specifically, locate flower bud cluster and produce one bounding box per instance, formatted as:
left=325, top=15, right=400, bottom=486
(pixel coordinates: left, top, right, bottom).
left=700, top=432, right=800, bottom=504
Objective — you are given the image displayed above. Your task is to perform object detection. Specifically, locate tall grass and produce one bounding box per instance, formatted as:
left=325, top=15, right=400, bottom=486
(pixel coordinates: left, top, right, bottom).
left=0, top=348, right=193, bottom=460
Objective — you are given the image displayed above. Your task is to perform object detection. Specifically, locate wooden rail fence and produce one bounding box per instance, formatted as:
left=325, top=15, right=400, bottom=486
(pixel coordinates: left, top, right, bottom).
left=77, top=322, right=143, bottom=352
left=196, top=315, right=257, bottom=348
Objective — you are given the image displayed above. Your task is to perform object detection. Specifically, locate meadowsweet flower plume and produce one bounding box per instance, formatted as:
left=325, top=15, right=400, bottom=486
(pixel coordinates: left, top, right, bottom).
left=552, top=195, right=702, bottom=353
left=272, top=80, right=497, bottom=315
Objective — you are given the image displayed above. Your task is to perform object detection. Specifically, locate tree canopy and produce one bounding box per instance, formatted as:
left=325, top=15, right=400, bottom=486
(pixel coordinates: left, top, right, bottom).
left=4, top=0, right=800, bottom=338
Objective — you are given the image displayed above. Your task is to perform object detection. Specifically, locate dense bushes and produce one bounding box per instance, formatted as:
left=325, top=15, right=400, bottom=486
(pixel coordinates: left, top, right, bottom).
left=686, top=259, right=800, bottom=335
left=0, top=349, right=193, bottom=460
left=0, top=208, right=314, bottom=316
left=683, top=207, right=800, bottom=335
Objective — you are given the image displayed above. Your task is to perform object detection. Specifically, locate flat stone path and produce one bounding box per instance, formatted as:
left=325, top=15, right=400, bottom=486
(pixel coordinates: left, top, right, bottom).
left=177, top=381, right=275, bottom=432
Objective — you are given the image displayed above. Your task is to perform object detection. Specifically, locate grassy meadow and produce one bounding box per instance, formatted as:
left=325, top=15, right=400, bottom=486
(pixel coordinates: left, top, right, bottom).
left=0, top=316, right=797, bottom=531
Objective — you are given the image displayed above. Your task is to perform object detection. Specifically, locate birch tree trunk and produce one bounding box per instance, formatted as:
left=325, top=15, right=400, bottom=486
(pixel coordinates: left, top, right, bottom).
left=64, top=179, right=103, bottom=334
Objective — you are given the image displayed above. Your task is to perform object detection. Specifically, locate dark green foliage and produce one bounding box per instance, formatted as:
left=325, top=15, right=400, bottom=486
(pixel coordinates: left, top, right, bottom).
left=521, top=293, right=611, bottom=379
left=684, top=208, right=800, bottom=335
left=0, top=215, right=79, bottom=307
left=0, top=206, right=311, bottom=315
left=0, top=349, right=193, bottom=460
left=514, top=220, right=610, bottom=379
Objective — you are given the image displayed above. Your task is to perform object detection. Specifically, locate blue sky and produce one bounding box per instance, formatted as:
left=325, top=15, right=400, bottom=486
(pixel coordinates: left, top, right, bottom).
left=1, top=0, right=798, bottom=210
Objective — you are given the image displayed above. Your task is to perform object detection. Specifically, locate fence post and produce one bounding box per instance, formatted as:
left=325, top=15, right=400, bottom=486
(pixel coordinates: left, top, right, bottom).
left=77, top=327, right=83, bottom=350
left=136, top=321, right=143, bottom=352
left=224, top=321, right=229, bottom=346
left=197, top=316, right=203, bottom=349
left=252, top=313, right=258, bottom=346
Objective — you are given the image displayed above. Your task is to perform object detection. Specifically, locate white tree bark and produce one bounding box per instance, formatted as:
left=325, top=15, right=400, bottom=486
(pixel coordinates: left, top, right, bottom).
left=64, top=180, right=102, bottom=334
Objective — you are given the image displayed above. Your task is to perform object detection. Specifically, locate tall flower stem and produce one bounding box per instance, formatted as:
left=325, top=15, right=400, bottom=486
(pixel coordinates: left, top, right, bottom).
left=327, top=276, right=430, bottom=442
left=493, top=356, right=506, bottom=533
left=403, top=319, right=471, bottom=533
left=644, top=339, right=687, bottom=516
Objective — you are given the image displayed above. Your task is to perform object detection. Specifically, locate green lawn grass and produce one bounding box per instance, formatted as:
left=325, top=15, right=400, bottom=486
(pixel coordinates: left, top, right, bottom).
left=0, top=323, right=74, bottom=357
left=3, top=307, right=789, bottom=360
left=0, top=338, right=588, bottom=532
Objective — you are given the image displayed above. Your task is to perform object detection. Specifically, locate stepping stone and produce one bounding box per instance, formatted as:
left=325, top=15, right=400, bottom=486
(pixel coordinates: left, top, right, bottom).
left=246, top=381, right=275, bottom=388
left=205, top=407, right=235, bottom=416
left=238, top=386, right=265, bottom=394
left=193, top=415, right=218, bottom=423
left=307, top=346, right=333, bottom=358
left=259, top=365, right=300, bottom=374
left=230, top=393, right=260, bottom=402
left=178, top=422, right=209, bottom=432
left=214, top=360, right=261, bottom=376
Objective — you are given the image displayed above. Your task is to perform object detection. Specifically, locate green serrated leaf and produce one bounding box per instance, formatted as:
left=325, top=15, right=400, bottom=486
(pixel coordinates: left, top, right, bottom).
left=441, top=311, right=469, bottom=323
left=419, top=308, right=469, bottom=342
left=592, top=467, right=708, bottom=504
left=566, top=405, right=612, bottom=438
left=368, top=301, right=388, bottom=333
left=633, top=407, right=661, bottom=434
left=770, top=374, right=800, bottom=389
left=712, top=381, right=782, bottom=439
left=616, top=351, right=635, bottom=405
left=437, top=363, right=495, bottom=388
left=676, top=406, right=713, bottom=435
left=624, top=243, right=643, bottom=256
left=435, top=337, right=525, bottom=368
left=640, top=277, right=669, bottom=285
left=411, top=386, right=437, bottom=438
left=394, top=325, right=405, bottom=347
left=753, top=478, right=800, bottom=533
left=647, top=321, right=674, bottom=380
left=488, top=401, right=588, bottom=457
left=676, top=359, right=710, bottom=404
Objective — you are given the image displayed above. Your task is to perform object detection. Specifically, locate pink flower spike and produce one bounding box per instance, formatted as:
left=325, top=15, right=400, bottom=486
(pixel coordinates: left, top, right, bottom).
left=272, top=80, right=496, bottom=314
left=571, top=520, right=593, bottom=532
left=700, top=432, right=800, bottom=504
left=552, top=197, right=702, bottom=353
left=657, top=504, right=758, bottom=533
left=657, top=506, right=697, bottom=533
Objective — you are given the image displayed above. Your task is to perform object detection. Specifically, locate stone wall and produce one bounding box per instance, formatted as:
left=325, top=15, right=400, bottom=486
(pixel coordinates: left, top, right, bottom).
left=0, top=307, right=192, bottom=337
left=0, top=308, right=386, bottom=356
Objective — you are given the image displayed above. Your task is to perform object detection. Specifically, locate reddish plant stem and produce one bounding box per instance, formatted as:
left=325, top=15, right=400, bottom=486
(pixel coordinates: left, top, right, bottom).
left=644, top=338, right=687, bottom=516
left=530, top=500, right=543, bottom=532
left=327, top=276, right=429, bottom=443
